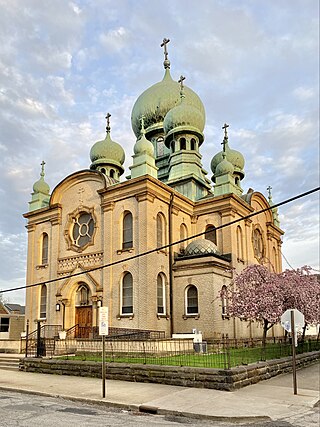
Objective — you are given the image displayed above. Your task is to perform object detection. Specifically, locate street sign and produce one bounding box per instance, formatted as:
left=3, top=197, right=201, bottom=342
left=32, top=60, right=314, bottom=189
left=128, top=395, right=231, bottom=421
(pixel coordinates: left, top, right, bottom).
left=99, top=306, right=109, bottom=336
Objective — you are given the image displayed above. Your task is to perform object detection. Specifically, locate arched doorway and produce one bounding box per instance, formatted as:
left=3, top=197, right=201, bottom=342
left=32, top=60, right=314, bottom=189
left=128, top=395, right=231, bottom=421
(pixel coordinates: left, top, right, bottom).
left=75, top=283, right=92, bottom=338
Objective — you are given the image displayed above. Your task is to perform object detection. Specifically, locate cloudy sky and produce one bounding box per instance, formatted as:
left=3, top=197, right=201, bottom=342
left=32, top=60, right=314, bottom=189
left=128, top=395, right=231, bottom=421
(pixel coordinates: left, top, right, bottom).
left=0, top=0, right=319, bottom=304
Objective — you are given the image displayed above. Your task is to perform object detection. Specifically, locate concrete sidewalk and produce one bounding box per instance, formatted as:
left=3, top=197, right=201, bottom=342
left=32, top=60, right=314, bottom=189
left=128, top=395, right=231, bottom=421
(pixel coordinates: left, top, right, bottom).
left=0, top=357, right=319, bottom=422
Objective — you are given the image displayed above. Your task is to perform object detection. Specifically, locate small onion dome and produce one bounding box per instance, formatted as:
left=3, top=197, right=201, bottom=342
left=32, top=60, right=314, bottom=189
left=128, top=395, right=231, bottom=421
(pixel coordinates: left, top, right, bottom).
left=134, top=132, right=154, bottom=156
left=90, top=131, right=125, bottom=170
left=33, top=161, right=50, bottom=194
left=211, top=143, right=245, bottom=179
left=131, top=68, right=205, bottom=138
left=215, top=153, right=234, bottom=176
left=163, top=96, right=205, bottom=146
left=185, top=238, right=220, bottom=256
left=33, top=176, right=50, bottom=194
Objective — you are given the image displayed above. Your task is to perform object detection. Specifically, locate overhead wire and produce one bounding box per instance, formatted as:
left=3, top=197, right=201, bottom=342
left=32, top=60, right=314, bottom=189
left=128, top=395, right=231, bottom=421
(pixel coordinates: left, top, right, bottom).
left=0, top=186, right=319, bottom=295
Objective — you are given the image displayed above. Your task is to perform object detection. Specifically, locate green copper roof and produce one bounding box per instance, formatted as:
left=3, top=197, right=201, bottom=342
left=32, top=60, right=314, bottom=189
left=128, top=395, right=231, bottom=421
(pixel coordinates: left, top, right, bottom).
left=33, top=161, right=50, bottom=194
left=215, top=153, right=234, bottom=176
left=134, top=116, right=155, bottom=156
left=163, top=88, right=205, bottom=145
left=131, top=68, right=205, bottom=138
left=90, top=128, right=125, bottom=169
left=185, top=238, right=220, bottom=256
left=211, top=137, right=245, bottom=180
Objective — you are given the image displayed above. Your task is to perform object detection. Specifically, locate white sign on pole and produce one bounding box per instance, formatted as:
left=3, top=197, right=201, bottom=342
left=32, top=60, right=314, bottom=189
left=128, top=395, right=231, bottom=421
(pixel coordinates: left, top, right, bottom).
left=280, top=308, right=304, bottom=347
left=99, top=307, right=109, bottom=336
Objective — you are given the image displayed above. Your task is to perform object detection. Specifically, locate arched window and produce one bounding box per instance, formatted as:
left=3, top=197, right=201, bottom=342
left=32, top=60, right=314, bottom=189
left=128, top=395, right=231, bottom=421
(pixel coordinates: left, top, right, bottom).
left=186, top=285, right=198, bottom=315
left=122, top=272, right=133, bottom=314
left=236, top=226, right=243, bottom=260
left=190, top=138, right=196, bottom=150
left=40, top=285, right=47, bottom=319
left=41, top=233, right=48, bottom=264
left=101, top=168, right=106, bottom=174
left=171, top=141, right=175, bottom=153
left=156, top=213, right=166, bottom=248
left=157, top=273, right=166, bottom=315
left=110, top=169, right=115, bottom=178
left=221, top=285, right=228, bottom=318
left=179, top=223, right=188, bottom=252
left=76, top=283, right=91, bottom=306
left=205, top=225, right=217, bottom=244
left=123, top=212, right=133, bottom=249
left=157, top=137, right=164, bottom=156
left=180, top=137, right=186, bottom=150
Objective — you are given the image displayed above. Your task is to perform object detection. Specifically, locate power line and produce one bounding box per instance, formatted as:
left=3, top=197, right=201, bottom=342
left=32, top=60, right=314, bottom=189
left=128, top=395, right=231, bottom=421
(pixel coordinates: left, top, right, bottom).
left=1, top=186, right=319, bottom=295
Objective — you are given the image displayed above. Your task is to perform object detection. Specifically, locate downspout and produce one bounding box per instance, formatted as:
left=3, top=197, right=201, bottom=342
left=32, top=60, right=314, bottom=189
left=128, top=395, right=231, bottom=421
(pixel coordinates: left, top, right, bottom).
left=168, top=191, right=174, bottom=336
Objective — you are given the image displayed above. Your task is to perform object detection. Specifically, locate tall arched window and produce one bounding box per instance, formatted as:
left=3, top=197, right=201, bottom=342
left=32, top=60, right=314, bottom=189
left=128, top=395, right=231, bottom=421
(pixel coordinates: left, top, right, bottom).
left=123, top=212, right=133, bottom=249
left=41, top=233, right=48, bottom=264
left=179, top=223, right=188, bottom=252
left=190, top=138, right=196, bottom=150
left=221, top=285, right=228, bottom=318
left=236, top=226, right=243, bottom=260
left=205, top=225, right=217, bottom=245
left=156, top=213, right=166, bottom=248
left=186, top=285, right=198, bottom=315
left=122, top=272, right=133, bottom=314
left=40, top=285, right=47, bottom=319
left=171, top=141, right=175, bottom=153
left=157, top=273, right=166, bottom=315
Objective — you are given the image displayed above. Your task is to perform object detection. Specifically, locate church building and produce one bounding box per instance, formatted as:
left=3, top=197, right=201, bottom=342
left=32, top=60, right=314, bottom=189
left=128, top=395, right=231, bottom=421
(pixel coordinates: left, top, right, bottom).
left=23, top=39, right=283, bottom=339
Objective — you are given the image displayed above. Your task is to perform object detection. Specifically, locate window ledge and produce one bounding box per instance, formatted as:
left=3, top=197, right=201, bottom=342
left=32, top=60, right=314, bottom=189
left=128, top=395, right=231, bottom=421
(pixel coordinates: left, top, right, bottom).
left=117, top=248, right=134, bottom=255
left=117, top=314, right=134, bottom=320
left=157, top=314, right=169, bottom=320
left=182, top=314, right=200, bottom=320
left=36, top=264, right=49, bottom=270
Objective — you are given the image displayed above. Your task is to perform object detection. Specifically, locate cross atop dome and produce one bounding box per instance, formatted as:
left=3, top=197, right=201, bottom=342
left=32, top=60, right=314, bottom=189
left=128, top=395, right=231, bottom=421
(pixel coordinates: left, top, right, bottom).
left=105, top=113, right=111, bottom=133
left=161, top=37, right=171, bottom=69
left=221, top=123, right=229, bottom=152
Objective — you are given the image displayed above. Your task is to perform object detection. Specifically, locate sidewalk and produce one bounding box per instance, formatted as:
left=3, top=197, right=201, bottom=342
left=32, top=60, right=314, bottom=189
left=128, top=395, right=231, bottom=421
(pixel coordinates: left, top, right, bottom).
left=0, top=357, right=319, bottom=422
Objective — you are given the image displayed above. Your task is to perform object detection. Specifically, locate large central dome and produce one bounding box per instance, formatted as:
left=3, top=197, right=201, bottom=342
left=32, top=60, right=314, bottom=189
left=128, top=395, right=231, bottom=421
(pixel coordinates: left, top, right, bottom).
left=131, top=67, right=205, bottom=138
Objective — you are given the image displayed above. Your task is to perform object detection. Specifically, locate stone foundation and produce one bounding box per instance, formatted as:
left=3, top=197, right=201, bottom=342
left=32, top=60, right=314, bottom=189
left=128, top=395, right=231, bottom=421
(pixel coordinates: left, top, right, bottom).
left=20, top=351, right=319, bottom=391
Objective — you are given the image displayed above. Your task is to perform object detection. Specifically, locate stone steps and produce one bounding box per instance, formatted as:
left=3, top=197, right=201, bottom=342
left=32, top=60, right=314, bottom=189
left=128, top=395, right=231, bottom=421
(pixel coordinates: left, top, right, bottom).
left=0, top=355, right=21, bottom=371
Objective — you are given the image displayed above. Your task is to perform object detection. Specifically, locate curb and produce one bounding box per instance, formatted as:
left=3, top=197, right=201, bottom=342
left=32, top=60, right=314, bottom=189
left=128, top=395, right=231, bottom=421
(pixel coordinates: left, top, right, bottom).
left=0, top=385, right=272, bottom=423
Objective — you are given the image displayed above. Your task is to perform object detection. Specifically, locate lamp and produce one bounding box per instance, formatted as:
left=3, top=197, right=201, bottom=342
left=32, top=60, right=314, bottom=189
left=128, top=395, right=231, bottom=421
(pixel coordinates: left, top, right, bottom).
left=55, top=303, right=61, bottom=312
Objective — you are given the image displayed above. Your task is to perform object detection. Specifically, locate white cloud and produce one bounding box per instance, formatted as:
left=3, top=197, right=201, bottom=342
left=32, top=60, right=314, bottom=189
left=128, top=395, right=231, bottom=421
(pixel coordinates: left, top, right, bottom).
left=99, top=27, right=131, bottom=53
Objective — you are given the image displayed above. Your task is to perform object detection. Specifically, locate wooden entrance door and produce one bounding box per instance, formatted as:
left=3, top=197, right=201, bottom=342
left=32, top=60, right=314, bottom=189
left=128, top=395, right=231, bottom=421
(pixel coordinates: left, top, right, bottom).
left=75, top=306, right=92, bottom=338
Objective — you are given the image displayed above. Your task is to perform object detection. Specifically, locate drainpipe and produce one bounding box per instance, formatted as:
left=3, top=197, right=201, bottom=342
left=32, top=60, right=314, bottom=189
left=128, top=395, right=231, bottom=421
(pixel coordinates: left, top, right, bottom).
left=168, top=192, right=174, bottom=336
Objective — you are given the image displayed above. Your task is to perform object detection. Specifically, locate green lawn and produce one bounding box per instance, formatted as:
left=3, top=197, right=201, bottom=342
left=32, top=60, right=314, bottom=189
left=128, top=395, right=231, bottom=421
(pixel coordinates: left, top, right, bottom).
left=61, top=340, right=319, bottom=369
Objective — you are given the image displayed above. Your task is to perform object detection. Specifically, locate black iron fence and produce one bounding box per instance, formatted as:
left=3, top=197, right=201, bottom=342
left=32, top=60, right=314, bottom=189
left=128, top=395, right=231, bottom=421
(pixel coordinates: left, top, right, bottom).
left=60, top=335, right=319, bottom=370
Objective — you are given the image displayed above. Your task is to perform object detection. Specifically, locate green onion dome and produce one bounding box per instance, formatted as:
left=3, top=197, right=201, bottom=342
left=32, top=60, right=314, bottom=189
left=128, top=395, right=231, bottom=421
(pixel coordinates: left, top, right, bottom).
left=131, top=68, right=205, bottom=139
left=33, top=162, right=50, bottom=194
left=133, top=125, right=154, bottom=156
left=215, top=153, right=234, bottom=176
left=90, top=130, right=125, bottom=172
left=211, top=139, right=245, bottom=180
left=163, top=93, right=205, bottom=145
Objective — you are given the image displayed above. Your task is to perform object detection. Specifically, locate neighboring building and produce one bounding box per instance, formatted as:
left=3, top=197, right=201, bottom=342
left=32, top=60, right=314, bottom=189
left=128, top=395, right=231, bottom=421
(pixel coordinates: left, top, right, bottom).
left=23, top=41, right=283, bottom=339
left=0, top=303, right=25, bottom=341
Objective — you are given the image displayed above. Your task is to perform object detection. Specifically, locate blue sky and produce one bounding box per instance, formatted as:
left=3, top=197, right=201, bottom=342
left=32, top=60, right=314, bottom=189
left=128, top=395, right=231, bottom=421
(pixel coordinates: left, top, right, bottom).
left=0, top=0, right=319, bottom=304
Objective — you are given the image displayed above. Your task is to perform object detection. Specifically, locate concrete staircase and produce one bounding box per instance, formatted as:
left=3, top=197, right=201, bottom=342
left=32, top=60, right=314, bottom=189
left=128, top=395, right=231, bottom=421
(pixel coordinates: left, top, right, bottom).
left=0, top=354, right=21, bottom=371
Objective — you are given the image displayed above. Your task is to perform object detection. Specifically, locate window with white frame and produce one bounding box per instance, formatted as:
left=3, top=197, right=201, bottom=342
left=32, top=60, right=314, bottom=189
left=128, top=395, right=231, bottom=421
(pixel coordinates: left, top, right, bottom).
left=122, top=272, right=133, bottom=314
left=0, top=317, right=9, bottom=333
left=157, top=273, right=166, bottom=315
left=186, top=285, right=198, bottom=315
left=156, top=213, right=166, bottom=248
left=41, top=233, right=48, bottom=264
left=123, top=212, right=133, bottom=249
left=40, top=285, right=47, bottom=319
